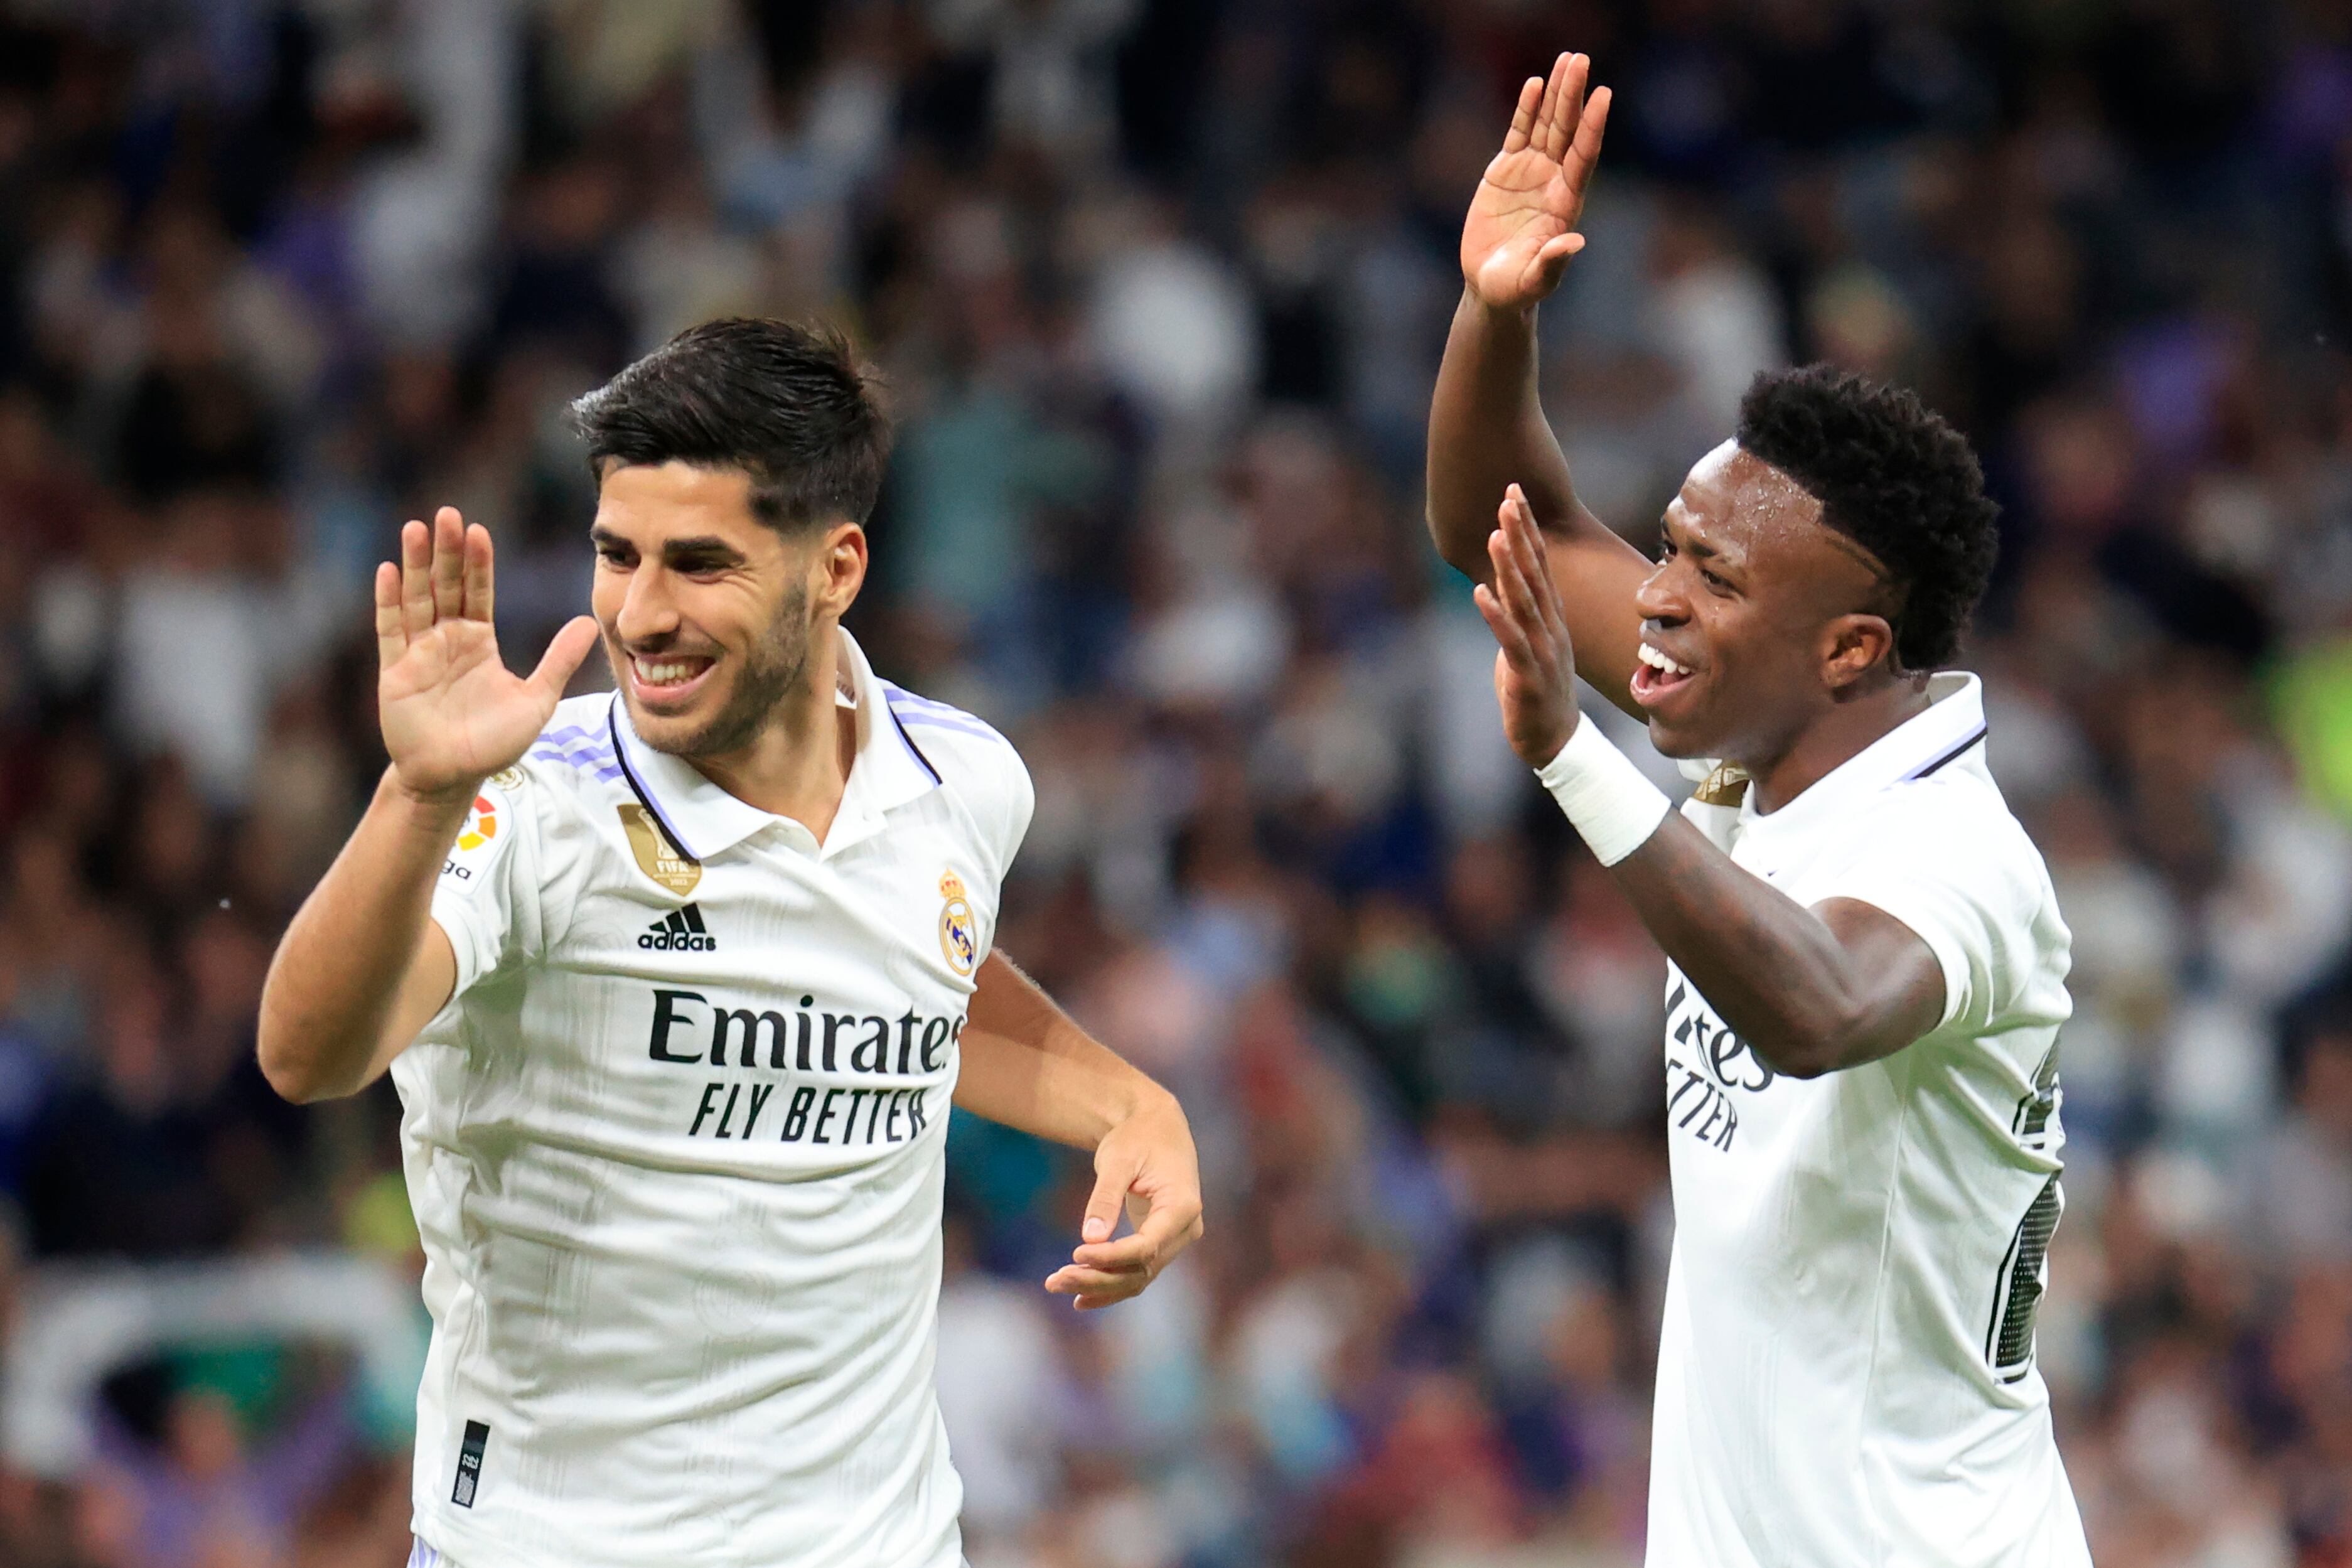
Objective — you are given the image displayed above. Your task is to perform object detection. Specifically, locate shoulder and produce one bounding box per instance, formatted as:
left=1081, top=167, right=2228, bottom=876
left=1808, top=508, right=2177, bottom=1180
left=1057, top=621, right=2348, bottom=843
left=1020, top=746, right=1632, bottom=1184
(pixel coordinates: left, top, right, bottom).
left=878, top=682, right=1030, bottom=799
left=459, top=697, right=627, bottom=862
left=1837, top=768, right=2059, bottom=928
left=511, top=695, right=626, bottom=800
left=878, top=682, right=1034, bottom=868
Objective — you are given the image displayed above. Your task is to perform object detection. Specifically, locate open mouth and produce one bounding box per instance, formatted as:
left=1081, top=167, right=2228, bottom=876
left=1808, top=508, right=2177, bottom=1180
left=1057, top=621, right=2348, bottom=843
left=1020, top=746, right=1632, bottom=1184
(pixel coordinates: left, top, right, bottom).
left=1629, top=640, right=1699, bottom=708
left=628, top=653, right=717, bottom=709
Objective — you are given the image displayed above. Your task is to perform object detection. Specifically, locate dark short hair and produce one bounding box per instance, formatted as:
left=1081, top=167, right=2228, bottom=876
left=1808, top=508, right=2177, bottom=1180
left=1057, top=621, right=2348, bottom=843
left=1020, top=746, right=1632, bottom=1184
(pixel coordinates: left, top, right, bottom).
left=570, top=318, right=891, bottom=531
left=1735, top=365, right=1998, bottom=672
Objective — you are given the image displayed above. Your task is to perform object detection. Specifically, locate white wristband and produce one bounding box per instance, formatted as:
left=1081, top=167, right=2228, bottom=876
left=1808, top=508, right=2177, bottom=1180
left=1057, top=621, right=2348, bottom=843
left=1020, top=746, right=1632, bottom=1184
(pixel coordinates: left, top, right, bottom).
left=1534, top=718, right=1673, bottom=866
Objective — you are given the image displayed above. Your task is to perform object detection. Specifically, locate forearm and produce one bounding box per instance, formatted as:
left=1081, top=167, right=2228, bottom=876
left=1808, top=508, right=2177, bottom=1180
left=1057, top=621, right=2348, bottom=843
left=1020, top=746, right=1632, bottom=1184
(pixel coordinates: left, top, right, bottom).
left=1606, top=814, right=1940, bottom=1077
left=1427, top=290, right=1588, bottom=577
left=257, top=769, right=464, bottom=1102
left=955, top=952, right=1171, bottom=1149
left=1431, top=293, right=1650, bottom=712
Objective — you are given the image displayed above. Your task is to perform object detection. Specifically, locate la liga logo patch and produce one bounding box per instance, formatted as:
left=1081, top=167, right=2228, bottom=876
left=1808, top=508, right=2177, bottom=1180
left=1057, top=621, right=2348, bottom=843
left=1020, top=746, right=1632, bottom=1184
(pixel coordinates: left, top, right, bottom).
left=938, top=869, right=977, bottom=976
left=456, top=794, right=498, bottom=851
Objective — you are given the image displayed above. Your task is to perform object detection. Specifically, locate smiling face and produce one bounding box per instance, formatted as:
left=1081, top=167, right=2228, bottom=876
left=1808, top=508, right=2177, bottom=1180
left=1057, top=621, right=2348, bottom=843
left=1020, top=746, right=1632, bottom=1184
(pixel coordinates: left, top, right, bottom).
left=589, top=461, right=864, bottom=759
left=1630, top=441, right=1901, bottom=764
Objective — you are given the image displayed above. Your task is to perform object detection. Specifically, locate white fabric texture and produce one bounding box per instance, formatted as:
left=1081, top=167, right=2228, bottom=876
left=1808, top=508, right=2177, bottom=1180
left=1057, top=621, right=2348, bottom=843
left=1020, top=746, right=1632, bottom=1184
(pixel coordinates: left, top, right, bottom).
left=1645, top=673, right=2091, bottom=1568
left=399, top=629, right=1033, bottom=1568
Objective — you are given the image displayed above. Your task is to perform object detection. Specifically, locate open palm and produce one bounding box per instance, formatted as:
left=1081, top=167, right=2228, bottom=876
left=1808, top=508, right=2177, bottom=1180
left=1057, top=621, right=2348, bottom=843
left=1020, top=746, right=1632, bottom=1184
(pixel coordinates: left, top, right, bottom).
left=375, top=508, right=598, bottom=803
left=1462, top=51, right=1612, bottom=311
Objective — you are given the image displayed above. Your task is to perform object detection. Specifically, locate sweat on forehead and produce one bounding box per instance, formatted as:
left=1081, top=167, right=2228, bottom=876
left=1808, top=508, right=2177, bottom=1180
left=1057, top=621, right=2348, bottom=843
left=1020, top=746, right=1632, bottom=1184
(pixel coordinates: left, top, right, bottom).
left=1687, top=441, right=1893, bottom=581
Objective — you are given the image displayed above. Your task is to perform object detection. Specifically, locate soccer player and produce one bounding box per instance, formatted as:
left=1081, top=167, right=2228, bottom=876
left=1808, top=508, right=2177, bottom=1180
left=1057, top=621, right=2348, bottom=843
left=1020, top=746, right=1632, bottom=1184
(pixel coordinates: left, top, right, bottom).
left=254, top=320, right=1203, bottom=1568
left=1427, top=55, right=2089, bottom=1567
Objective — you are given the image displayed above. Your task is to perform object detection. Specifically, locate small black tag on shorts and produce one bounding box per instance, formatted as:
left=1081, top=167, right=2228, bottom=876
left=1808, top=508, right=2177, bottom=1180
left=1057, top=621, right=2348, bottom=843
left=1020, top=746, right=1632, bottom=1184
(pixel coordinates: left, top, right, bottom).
left=452, top=1420, right=490, bottom=1507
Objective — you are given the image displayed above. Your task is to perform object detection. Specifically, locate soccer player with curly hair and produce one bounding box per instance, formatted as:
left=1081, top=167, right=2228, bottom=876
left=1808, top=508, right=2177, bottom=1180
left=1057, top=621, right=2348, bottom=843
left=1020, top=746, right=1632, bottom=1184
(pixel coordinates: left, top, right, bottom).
left=1427, top=54, right=2088, bottom=1568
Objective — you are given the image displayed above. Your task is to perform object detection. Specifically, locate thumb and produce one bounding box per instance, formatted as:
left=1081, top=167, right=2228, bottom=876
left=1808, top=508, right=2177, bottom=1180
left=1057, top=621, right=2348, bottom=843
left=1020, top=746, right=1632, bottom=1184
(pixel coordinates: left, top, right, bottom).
left=1533, top=231, right=1584, bottom=292
left=527, top=616, right=599, bottom=706
left=1082, top=1154, right=1134, bottom=1245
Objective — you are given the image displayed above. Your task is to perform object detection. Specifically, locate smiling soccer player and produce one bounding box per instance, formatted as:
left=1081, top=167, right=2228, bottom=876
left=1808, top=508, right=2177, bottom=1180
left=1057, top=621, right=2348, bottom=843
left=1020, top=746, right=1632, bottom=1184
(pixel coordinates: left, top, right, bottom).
left=255, top=319, right=1202, bottom=1568
left=1427, top=54, right=2087, bottom=1568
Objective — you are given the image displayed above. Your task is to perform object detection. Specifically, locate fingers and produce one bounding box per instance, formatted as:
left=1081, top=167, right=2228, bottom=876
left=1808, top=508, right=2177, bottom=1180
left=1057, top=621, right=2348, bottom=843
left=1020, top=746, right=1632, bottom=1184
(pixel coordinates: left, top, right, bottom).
left=1537, top=53, right=1573, bottom=161
left=1048, top=1200, right=1203, bottom=1309
left=1479, top=495, right=1555, bottom=675
left=1551, top=53, right=1588, bottom=160
left=1569, top=83, right=1611, bottom=182
left=431, top=507, right=466, bottom=621
left=1080, top=1160, right=1128, bottom=1248
left=400, top=518, right=433, bottom=638
left=462, top=522, right=494, bottom=623
left=526, top=615, right=600, bottom=706
left=1474, top=579, right=1538, bottom=672
left=1512, top=488, right=1573, bottom=633
left=1488, top=500, right=1547, bottom=636
left=373, top=561, right=406, bottom=671
left=1502, top=486, right=1572, bottom=646
left=1502, top=74, right=1541, bottom=154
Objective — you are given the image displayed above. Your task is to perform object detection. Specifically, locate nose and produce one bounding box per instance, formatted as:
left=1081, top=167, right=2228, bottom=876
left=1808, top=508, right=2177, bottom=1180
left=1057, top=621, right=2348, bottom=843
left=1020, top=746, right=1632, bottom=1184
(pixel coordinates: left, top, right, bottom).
left=1633, top=560, right=1687, bottom=628
left=614, top=562, right=680, bottom=648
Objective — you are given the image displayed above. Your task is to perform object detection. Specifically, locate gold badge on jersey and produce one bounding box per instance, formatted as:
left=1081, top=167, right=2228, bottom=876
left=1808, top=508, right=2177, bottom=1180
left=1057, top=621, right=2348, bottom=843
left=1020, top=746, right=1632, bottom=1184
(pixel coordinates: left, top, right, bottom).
left=619, top=805, right=701, bottom=896
left=1692, top=763, right=1751, bottom=808
left=938, top=869, right=978, bottom=976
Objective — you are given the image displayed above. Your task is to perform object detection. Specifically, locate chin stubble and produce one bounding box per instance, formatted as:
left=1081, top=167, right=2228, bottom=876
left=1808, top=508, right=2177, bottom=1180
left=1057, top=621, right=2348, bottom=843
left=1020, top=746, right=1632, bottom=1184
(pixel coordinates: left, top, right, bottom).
left=623, top=582, right=812, bottom=759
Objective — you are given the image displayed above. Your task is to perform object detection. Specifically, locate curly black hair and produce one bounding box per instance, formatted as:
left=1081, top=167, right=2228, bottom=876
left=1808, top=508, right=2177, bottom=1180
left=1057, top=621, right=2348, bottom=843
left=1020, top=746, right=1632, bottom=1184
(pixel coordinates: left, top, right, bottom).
left=1734, top=364, right=1999, bottom=673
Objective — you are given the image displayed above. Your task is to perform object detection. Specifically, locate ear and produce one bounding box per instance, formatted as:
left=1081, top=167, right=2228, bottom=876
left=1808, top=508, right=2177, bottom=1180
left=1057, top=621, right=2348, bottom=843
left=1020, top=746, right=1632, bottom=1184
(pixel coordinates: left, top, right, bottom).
left=810, top=522, right=867, bottom=618
left=1821, top=613, right=1895, bottom=692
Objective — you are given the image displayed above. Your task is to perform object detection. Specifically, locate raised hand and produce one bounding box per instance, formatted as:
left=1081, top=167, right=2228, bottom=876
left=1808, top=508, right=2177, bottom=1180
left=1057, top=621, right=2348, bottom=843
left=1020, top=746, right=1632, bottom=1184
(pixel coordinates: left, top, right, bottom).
left=1474, top=483, right=1583, bottom=766
left=374, top=508, right=599, bottom=805
left=1462, top=51, right=1611, bottom=311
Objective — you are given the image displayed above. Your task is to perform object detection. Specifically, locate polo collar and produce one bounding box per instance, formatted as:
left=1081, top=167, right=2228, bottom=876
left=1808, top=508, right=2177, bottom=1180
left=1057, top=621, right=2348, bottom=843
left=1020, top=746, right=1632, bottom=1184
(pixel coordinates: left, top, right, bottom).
left=1736, top=670, right=1988, bottom=840
left=607, top=628, right=939, bottom=862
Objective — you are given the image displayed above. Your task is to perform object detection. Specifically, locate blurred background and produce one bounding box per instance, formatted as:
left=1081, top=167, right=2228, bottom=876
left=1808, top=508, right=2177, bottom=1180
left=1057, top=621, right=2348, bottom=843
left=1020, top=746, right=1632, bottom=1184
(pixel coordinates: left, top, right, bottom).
left=0, top=0, right=2345, bottom=1564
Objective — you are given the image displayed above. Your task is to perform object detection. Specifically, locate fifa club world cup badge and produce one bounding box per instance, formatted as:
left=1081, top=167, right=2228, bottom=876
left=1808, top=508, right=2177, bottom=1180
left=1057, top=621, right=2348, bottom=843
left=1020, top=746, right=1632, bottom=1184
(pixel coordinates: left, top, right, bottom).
left=938, top=869, right=978, bottom=976
left=618, top=805, right=702, bottom=896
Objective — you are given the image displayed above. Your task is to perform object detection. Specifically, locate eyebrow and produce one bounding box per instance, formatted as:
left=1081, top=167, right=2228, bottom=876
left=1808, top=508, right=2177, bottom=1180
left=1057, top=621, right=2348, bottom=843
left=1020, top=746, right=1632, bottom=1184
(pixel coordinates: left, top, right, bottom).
left=1665, top=512, right=1728, bottom=564
left=589, top=526, right=746, bottom=565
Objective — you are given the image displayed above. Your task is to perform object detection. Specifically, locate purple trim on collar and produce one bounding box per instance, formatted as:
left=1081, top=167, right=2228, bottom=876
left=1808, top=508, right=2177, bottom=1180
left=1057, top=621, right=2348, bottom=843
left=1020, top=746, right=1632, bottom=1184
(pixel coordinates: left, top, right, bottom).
left=1903, top=723, right=1988, bottom=781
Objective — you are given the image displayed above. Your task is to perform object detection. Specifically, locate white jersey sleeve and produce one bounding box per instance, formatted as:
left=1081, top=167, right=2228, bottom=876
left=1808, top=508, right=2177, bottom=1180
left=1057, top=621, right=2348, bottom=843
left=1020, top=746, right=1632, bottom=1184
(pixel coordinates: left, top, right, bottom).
left=1798, top=776, right=2071, bottom=1043
left=881, top=687, right=1036, bottom=914
left=426, top=766, right=596, bottom=999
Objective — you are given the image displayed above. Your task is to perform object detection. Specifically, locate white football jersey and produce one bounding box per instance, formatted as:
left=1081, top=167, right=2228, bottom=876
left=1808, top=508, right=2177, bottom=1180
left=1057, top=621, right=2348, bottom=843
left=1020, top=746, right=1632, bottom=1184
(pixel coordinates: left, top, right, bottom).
left=1646, top=673, right=2092, bottom=1567
left=394, top=628, right=1033, bottom=1568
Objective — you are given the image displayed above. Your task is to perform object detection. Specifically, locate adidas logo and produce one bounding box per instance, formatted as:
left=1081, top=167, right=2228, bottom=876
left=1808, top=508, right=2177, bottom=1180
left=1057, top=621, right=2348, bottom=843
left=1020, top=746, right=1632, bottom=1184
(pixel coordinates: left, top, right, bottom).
left=640, top=903, right=717, bottom=952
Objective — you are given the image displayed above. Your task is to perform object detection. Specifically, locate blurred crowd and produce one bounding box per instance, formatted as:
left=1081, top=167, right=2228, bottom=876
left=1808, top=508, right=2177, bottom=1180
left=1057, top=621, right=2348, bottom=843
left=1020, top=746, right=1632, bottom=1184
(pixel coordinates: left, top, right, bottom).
left=0, top=0, right=2348, bottom=1564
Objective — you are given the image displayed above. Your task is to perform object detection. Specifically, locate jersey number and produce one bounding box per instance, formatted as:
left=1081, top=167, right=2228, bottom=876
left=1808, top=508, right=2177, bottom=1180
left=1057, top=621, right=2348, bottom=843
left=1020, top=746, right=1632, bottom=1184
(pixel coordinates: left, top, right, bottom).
left=1985, top=1048, right=2063, bottom=1383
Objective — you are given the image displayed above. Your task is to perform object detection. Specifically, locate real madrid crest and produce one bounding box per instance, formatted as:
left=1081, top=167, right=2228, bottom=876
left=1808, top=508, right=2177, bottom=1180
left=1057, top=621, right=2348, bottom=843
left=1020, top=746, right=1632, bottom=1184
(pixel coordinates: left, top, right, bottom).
left=618, top=804, right=702, bottom=896
left=938, top=868, right=978, bottom=976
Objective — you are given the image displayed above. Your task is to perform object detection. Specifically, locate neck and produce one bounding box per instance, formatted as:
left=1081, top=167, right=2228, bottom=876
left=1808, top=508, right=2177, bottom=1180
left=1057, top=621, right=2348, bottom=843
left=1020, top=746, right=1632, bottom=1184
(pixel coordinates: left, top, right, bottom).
left=687, top=629, right=857, bottom=841
left=1743, top=674, right=1932, bottom=815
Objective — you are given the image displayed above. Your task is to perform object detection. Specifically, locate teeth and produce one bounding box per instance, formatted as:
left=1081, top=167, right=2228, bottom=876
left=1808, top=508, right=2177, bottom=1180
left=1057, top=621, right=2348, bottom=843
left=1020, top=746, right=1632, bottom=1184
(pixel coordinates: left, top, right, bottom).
left=636, top=658, right=707, bottom=687
left=1638, top=644, right=1691, bottom=677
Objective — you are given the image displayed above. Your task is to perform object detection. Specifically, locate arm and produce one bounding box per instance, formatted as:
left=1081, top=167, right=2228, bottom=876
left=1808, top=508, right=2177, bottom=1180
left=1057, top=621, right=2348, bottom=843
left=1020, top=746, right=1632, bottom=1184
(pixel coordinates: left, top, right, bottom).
left=1608, top=824, right=1943, bottom=1077
left=1477, top=488, right=1943, bottom=1078
left=1429, top=51, right=1650, bottom=716
left=257, top=776, right=464, bottom=1102
left=957, top=950, right=1204, bottom=1309
left=257, top=508, right=596, bottom=1104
